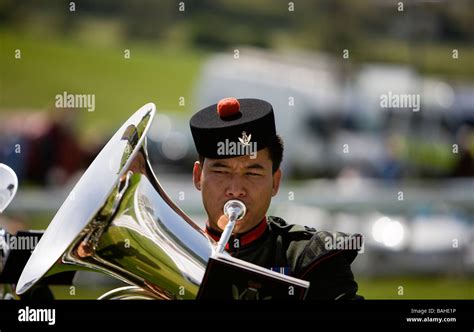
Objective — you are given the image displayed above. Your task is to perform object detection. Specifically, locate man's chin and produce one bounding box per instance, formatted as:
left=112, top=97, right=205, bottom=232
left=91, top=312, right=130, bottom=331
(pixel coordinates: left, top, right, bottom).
left=233, top=218, right=256, bottom=234
left=232, top=222, right=246, bottom=234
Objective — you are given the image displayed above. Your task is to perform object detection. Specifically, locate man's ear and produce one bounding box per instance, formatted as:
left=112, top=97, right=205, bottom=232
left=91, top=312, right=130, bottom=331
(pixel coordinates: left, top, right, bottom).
left=272, top=169, right=282, bottom=196
left=193, top=161, right=202, bottom=191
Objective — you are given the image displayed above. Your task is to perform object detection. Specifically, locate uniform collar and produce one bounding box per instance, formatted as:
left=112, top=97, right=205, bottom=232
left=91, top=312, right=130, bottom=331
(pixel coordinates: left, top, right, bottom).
left=205, top=217, right=268, bottom=251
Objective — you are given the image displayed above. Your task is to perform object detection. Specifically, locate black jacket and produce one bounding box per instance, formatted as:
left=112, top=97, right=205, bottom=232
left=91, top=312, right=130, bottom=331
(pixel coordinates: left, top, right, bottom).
left=206, top=216, right=363, bottom=300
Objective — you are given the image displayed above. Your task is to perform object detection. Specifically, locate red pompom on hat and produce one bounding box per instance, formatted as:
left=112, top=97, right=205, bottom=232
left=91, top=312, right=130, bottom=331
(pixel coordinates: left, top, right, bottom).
left=217, top=97, right=240, bottom=118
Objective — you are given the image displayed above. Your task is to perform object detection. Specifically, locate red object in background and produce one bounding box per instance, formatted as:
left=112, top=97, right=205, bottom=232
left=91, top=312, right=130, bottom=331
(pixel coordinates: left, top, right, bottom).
left=25, top=118, right=85, bottom=185
left=0, top=111, right=100, bottom=186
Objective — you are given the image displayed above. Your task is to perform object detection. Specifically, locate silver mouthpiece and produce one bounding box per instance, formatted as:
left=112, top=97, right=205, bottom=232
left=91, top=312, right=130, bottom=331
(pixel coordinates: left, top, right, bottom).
left=215, top=200, right=247, bottom=254
left=223, top=200, right=246, bottom=221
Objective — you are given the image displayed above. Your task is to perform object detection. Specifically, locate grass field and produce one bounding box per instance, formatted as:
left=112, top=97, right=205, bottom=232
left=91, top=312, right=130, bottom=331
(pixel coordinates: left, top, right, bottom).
left=358, top=276, right=474, bottom=299
left=0, top=29, right=205, bottom=135
left=49, top=275, right=474, bottom=299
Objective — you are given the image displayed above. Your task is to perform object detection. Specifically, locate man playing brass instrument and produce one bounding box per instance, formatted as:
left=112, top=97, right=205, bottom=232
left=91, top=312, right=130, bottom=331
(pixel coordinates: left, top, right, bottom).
left=190, top=98, right=363, bottom=300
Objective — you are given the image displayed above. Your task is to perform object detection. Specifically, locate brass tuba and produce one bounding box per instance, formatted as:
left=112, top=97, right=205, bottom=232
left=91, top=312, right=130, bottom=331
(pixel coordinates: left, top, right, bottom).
left=16, top=103, right=217, bottom=299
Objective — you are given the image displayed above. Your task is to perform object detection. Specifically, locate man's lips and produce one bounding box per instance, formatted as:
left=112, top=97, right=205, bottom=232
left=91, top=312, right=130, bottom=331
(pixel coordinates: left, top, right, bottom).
left=221, top=200, right=249, bottom=212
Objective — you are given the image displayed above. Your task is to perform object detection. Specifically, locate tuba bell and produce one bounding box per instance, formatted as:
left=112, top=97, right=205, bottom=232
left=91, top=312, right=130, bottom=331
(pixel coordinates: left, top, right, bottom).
left=16, top=103, right=218, bottom=300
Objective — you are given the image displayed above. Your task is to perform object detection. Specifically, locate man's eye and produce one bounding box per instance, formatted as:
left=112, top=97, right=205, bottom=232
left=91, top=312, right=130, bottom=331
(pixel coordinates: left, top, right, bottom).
left=246, top=172, right=261, bottom=177
left=213, top=170, right=226, bottom=174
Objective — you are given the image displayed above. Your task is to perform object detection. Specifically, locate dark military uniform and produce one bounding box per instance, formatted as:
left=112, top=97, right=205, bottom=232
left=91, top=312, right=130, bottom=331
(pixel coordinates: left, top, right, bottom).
left=206, top=216, right=363, bottom=300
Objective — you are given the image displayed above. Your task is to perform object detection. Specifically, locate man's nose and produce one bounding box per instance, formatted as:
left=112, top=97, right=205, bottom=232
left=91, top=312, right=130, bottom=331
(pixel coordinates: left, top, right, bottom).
left=225, top=175, right=246, bottom=198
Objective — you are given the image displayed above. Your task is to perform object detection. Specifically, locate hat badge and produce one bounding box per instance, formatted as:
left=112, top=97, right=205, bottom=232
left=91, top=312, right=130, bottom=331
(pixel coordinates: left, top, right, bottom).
left=238, top=131, right=252, bottom=146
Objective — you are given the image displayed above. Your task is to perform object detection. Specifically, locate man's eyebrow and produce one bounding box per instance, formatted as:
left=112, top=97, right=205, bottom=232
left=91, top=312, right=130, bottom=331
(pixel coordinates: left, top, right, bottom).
left=208, top=162, right=266, bottom=170
left=246, top=163, right=265, bottom=170
left=208, top=161, right=231, bottom=168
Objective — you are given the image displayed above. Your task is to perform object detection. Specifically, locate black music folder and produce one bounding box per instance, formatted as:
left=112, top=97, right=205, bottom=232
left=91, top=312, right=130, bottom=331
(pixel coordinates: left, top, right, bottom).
left=197, top=253, right=309, bottom=300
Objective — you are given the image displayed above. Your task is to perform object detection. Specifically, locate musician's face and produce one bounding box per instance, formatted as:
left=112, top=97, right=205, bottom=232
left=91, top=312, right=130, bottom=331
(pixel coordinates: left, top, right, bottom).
left=193, top=148, right=281, bottom=234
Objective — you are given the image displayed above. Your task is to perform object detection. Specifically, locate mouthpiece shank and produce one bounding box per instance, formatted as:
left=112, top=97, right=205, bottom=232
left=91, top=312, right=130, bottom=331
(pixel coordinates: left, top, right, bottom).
left=215, top=200, right=246, bottom=254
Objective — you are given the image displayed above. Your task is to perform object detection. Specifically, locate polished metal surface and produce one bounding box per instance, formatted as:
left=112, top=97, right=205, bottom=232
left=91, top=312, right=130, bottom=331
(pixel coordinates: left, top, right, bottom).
left=0, top=163, right=18, bottom=213
left=216, top=200, right=246, bottom=254
left=97, top=286, right=156, bottom=300
left=223, top=200, right=246, bottom=221
left=76, top=165, right=214, bottom=298
left=16, top=102, right=220, bottom=299
left=16, top=103, right=157, bottom=295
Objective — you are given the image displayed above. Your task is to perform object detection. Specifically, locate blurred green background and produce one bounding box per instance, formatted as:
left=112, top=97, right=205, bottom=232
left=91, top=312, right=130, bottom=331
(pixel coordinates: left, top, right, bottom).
left=2, top=0, right=473, bottom=134
left=47, top=275, right=474, bottom=299
left=0, top=29, right=203, bottom=133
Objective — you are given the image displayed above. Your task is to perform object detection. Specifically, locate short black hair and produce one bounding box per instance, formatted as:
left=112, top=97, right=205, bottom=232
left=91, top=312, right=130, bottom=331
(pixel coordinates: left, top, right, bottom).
left=198, top=134, right=284, bottom=174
